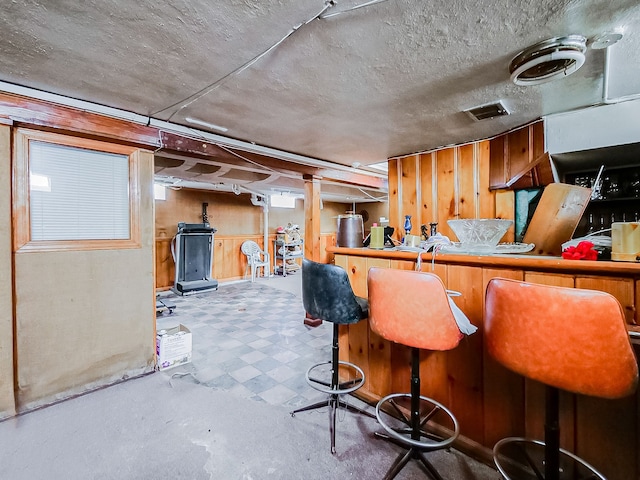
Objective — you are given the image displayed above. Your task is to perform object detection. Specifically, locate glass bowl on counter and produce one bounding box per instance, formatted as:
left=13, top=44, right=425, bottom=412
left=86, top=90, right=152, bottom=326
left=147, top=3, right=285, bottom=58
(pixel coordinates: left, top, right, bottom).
left=447, top=219, right=513, bottom=254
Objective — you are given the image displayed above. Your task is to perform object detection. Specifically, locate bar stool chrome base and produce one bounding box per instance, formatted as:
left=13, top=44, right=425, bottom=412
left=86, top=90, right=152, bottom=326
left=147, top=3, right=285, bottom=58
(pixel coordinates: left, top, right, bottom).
left=290, top=321, right=374, bottom=454
left=375, top=393, right=460, bottom=480
left=493, top=437, right=606, bottom=480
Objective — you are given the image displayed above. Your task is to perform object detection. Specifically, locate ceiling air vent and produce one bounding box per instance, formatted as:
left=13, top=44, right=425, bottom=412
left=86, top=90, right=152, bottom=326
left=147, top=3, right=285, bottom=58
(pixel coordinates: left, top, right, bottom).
left=509, top=35, right=587, bottom=86
left=465, top=101, right=510, bottom=121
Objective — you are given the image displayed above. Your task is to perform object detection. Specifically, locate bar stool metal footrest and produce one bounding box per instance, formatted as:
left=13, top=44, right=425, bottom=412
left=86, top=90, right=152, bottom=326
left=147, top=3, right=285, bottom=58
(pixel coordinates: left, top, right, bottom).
left=493, top=437, right=606, bottom=480
left=305, top=360, right=366, bottom=395
left=375, top=393, right=459, bottom=450
left=375, top=393, right=460, bottom=480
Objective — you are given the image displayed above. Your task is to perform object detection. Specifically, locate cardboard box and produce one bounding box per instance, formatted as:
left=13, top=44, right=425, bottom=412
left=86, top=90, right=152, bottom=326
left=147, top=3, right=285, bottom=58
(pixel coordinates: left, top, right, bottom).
left=156, top=324, right=192, bottom=371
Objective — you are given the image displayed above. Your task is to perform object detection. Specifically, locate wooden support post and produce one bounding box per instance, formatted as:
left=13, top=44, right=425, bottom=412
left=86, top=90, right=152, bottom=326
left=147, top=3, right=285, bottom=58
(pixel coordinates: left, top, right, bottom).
left=303, top=175, right=323, bottom=327
left=303, top=174, right=321, bottom=262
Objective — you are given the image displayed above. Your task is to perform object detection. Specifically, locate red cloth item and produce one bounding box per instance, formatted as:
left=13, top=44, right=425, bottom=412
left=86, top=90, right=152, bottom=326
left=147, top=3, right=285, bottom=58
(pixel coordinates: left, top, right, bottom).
left=562, top=240, right=598, bottom=260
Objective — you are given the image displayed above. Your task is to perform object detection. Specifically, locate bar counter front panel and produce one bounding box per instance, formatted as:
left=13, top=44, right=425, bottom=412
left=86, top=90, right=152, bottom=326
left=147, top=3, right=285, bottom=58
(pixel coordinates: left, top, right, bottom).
left=328, top=246, right=640, bottom=480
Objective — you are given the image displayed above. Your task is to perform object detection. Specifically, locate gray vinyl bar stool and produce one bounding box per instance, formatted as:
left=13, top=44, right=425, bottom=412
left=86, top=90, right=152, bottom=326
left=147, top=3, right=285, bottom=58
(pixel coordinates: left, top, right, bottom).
left=367, top=267, right=463, bottom=480
left=290, top=258, right=374, bottom=454
left=485, top=278, right=639, bottom=480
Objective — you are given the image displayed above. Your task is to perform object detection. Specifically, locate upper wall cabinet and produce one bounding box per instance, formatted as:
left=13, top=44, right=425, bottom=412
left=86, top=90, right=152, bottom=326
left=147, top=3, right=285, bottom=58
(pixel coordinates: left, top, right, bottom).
left=489, top=121, right=554, bottom=190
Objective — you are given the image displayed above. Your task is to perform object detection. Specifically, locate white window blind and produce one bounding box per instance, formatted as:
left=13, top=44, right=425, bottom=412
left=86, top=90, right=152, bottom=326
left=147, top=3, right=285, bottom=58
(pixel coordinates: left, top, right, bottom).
left=29, top=141, right=130, bottom=241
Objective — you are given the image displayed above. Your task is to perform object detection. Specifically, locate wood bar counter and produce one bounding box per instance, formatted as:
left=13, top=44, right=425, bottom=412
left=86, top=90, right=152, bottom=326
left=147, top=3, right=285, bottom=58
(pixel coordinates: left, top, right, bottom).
left=328, top=246, right=640, bottom=480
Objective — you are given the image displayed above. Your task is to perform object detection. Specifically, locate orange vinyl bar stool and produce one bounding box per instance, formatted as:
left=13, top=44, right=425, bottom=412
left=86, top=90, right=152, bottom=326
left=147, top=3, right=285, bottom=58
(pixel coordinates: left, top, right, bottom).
left=367, top=267, right=464, bottom=480
left=290, top=258, right=374, bottom=454
left=485, top=278, right=639, bottom=480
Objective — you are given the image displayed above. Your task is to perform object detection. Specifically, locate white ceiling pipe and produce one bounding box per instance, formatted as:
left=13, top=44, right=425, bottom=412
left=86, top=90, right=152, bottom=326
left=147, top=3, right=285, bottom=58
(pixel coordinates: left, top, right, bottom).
left=250, top=192, right=271, bottom=276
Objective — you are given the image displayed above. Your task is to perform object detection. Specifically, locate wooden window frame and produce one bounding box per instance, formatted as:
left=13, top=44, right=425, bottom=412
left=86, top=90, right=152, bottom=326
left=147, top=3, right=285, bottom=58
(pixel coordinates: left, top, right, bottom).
left=13, top=128, right=141, bottom=252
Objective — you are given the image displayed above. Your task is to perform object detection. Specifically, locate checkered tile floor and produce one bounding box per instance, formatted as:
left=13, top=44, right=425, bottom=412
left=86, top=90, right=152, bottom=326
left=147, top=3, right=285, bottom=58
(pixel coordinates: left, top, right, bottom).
left=156, top=280, right=333, bottom=409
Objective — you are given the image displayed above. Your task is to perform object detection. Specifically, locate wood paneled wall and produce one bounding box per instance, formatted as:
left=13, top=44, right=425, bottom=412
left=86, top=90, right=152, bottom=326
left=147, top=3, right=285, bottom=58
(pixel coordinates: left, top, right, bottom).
left=155, top=185, right=361, bottom=237
left=389, top=121, right=545, bottom=243
left=154, top=184, right=383, bottom=287
left=156, top=232, right=337, bottom=289
left=389, top=141, right=497, bottom=242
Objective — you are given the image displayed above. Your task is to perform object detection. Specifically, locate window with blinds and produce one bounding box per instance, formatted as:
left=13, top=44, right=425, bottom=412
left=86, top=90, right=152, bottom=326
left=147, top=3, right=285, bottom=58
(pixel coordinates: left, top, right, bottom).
left=29, top=141, right=130, bottom=241
left=13, top=128, right=142, bottom=252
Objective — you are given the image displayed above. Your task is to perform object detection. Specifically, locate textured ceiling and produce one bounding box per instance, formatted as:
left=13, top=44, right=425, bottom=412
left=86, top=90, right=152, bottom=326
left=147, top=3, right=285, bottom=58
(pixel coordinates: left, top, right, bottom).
left=1, top=0, right=639, bottom=200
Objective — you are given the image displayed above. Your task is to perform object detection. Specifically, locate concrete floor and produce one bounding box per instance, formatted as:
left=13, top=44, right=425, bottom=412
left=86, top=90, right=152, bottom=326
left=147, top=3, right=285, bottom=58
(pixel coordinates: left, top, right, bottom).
left=261, top=270, right=303, bottom=296
left=0, top=273, right=503, bottom=480
left=0, top=372, right=502, bottom=480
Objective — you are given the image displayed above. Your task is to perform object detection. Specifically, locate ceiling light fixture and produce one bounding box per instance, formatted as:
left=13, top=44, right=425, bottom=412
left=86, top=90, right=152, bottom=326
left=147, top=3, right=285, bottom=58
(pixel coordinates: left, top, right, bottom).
left=185, top=117, right=228, bottom=132
left=509, top=35, right=587, bottom=86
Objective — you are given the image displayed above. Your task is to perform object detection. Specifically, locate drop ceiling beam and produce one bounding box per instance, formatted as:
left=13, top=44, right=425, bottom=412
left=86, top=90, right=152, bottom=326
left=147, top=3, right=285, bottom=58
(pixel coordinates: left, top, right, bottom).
left=159, top=132, right=386, bottom=190
left=0, top=92, right=158, bottom=146
left=0, top=90, right=386, bottom=191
